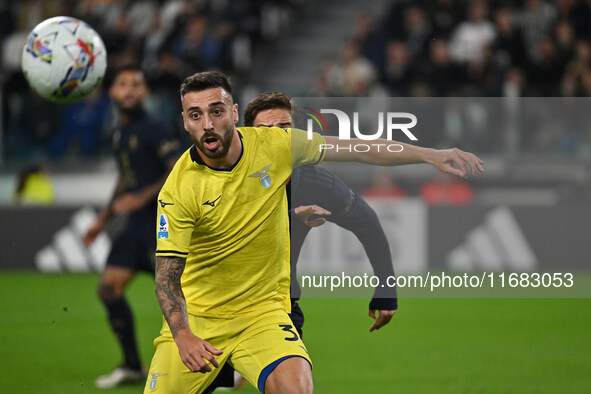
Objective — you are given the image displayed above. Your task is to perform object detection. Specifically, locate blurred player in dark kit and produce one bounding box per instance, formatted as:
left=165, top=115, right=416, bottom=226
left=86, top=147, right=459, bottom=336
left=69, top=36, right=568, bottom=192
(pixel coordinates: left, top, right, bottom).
left=83, top=65, right=181, bottom=389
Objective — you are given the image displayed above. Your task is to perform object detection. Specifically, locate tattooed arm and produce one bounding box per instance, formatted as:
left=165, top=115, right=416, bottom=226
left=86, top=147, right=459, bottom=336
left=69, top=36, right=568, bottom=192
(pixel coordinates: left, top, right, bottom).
left=155, top=256, right=223, bottom=373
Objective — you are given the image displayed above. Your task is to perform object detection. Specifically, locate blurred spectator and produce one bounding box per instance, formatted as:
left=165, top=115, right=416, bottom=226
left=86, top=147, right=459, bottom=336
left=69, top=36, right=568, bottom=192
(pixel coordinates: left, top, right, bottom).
left=517, top=0, right=557, bottom=62
left=492, top=8, right=527, bottom=70
left=5, top=88, right=65, bottom=156
left=309, top=59, right=339, bottom=96
left=171, top=14, right=221, bottom=72
left=426, top=0, right=463, bottom=38
left=396, top=6, right=432, bottom=57
left=101, top=12, right=138, bottom=69
left=419, top=173, right=474, bottom=206
left=527, top=36, right=565, bottom=96
left=554, top=0, right=590, bottom=40
left=0, top=2, right=15, bottom=54
left=126, top=1, right=158, bottom=40
left=47, top=87, right=111, bottom=157
left=554, top=20, right=576, bottom=65
left=363, top=171, right=407, bottom=199
left=145, top=51, right=186, bottom=134
left=12, top=163, right=55, bottom=206
left=448, top=0, right=496, bottom=64
left=464, top=42, right=506, bottom=96
left=337, top=41, right=377, bottom=96
left=558, top=39, right=591, bottom=93
left=382, top=41, right=413, bottom=95
left=141, top=10, right=173, bottom=74
left=352, top=12, right=387, bottom=70
left=502, top=67, right=527, bottom=97
left=414, top=38, right=466, bottom=96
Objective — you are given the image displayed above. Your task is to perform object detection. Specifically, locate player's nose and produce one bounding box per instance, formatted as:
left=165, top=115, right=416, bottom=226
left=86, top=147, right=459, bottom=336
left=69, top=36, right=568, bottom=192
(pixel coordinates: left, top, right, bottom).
left=202, top=114, right=214, bottom=130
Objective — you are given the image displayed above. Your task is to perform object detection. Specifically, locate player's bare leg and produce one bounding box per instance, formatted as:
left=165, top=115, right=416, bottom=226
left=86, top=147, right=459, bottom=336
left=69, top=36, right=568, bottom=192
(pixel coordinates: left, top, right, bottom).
left=265, top=357, right=313, bottom=394
left=95, top=266, right=146, bottom=388
left=98, top=266, right=135, bottom=298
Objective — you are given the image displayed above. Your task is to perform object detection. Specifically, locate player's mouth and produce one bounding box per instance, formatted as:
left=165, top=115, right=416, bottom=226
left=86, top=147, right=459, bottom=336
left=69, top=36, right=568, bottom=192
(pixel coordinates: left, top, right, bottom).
left=203, top=136, right=220, bottom=150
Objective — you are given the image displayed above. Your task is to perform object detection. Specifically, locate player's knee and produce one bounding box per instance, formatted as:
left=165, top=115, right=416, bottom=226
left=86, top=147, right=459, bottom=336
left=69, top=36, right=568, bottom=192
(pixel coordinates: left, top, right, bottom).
left=97, top=278, right=127, bottom=301
left=97, top=267, right=134, bottom=300
left=97, top=282, right=118, bottom=301
left=264, top=357, right=313, bottom=394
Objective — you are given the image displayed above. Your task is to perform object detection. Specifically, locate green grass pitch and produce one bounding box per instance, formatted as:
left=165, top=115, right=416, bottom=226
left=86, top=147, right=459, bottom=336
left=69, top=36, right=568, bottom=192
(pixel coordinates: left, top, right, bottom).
left=0, top=272, right=589, bottom=393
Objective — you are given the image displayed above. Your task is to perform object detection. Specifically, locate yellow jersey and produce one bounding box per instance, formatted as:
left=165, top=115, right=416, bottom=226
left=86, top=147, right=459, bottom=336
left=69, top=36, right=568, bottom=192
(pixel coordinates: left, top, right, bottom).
left=155, top=127, right=325, bottom=318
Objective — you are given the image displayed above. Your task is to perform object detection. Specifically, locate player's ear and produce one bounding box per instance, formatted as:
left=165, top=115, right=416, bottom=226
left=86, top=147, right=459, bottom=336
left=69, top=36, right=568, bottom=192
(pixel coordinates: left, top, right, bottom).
left=233, top=103, right=239, bottom=125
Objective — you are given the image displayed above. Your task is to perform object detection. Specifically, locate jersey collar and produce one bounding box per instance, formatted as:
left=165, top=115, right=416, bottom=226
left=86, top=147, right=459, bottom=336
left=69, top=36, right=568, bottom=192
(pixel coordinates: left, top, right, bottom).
left=190, top=131, right=244, bottom=172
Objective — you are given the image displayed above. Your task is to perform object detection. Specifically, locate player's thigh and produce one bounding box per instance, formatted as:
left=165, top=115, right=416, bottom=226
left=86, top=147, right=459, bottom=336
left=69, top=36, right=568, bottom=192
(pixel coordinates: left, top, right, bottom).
left=230, top=309, right=312, bottom=392
left=144, top=335, right=221, bottom=394
left=106, top=228, right=154, bottom=273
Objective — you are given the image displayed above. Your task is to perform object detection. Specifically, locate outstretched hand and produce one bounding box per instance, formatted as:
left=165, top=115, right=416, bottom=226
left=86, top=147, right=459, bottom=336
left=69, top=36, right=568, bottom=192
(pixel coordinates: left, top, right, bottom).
left=83, top=219, right=105, bottom=247
left=430, top=148, right=484, bottom=179
left=294, top=205, right=332, bottom=227
left=369, top=309, right=396, bottom=332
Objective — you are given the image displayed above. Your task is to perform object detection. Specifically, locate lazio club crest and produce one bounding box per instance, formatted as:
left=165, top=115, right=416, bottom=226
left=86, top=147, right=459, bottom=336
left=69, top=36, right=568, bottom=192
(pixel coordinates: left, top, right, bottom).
left=248, top=163, right=272, bottom=188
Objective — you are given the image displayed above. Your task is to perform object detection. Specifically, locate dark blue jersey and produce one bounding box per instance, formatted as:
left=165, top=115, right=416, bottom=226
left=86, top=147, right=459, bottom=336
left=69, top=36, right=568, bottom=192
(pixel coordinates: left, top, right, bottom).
left=290, top=165, right=397, bottom=311
left=111, top=109, right=181, bottom=218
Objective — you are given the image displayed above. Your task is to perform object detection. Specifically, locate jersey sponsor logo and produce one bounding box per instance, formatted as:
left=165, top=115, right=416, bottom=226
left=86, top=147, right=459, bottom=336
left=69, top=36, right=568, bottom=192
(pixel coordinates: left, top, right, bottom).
left=158, top=214, right=169, bottom=239
left=149, top=372, right=165, bottom=390
left=158, top=199, right=174, bottom=208
left=248, top=163, right=272, bottom=188
left=202, top=195, right=221, bottom=207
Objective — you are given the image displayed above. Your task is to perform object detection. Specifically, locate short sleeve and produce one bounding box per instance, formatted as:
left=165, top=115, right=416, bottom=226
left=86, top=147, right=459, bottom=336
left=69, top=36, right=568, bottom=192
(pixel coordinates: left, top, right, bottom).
left=155, top=187, right=197, bottom=259
left=290, top=128, right=326, bottom=168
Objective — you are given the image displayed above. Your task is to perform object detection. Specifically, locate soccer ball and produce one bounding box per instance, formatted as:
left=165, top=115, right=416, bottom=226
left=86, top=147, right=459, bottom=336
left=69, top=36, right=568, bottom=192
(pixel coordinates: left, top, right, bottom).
left=21, top=16, right=107, bottom=104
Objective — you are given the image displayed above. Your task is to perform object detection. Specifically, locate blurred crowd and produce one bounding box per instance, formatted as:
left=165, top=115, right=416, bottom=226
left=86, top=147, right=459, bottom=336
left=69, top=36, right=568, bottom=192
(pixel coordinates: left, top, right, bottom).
left=1, top=0, right=591, bottom=163
left=0, top=0, right=301, bottom=161
left=310, top=0, right=591, bottom=156
left=313, top=0, right=591, bottom=97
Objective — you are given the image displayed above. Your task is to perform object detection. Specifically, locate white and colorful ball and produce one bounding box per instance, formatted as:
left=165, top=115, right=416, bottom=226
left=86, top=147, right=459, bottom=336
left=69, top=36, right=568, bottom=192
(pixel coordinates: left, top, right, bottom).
left=21, top=16, right=107, bottom=104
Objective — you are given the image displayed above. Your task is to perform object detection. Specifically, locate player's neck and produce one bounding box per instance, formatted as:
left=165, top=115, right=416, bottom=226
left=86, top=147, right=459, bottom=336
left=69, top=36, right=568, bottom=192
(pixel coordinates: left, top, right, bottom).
left=119, top=107, right=143, bottom=125
left=199, top=128, right=242, bottom=169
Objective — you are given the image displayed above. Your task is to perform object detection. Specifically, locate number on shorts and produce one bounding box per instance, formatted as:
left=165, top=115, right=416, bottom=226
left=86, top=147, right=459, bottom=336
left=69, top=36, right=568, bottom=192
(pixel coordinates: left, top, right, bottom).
left=279, top=324, right=299, bottom=341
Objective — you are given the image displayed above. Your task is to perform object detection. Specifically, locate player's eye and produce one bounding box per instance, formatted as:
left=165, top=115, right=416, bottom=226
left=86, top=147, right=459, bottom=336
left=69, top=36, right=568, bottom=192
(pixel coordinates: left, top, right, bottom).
left=191, top=113, right=200, bottom=120
left=213, top=109, right=222, bottom=116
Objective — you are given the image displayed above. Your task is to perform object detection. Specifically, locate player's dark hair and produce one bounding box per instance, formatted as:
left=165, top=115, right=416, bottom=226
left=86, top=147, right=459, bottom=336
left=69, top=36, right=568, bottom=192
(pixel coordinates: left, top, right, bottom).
left=108, top=64, right=145, bottom=87
left=243, top=92, right=292, bottom=127
left=180, top=71, right=232, bottom=99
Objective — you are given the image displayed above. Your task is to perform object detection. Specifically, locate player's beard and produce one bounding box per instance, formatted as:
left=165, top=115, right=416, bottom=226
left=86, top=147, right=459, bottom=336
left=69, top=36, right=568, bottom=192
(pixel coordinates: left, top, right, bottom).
left=195, top=125, right=234, bottom=159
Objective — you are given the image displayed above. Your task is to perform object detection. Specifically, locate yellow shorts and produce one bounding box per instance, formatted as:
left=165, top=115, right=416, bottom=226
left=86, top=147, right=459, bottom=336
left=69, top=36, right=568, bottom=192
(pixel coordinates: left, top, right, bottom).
left=144, top=305, right=312, bottom=393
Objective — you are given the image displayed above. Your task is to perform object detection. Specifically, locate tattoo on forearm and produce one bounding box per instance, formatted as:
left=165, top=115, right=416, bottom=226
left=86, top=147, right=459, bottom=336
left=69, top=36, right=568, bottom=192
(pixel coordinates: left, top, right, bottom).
left=155, top=256, right=188, bottom=337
